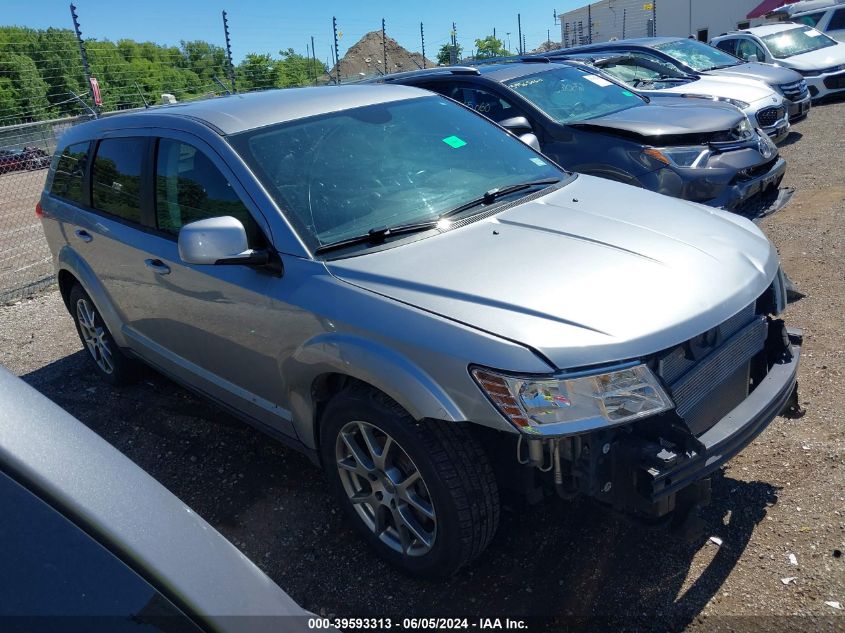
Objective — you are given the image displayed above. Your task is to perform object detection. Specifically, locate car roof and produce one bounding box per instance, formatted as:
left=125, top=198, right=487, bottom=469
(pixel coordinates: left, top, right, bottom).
left=79, top=84, right=428, bottom=136
left=0, top=366, right=307, bottom=627
left=734, top=23, right=812, bottom=37
left=374, top=61, right=578, bottom=85
left=548, top=37, right=683, bottom=54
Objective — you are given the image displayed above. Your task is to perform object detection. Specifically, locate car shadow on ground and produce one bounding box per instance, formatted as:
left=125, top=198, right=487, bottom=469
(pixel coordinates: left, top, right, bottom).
left=23, top=354, right=779, bottom=631
left=779, top=130, right=804, bottom=148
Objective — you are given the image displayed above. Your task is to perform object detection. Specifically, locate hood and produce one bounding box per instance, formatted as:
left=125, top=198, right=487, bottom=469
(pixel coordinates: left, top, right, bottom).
left=653, top=75, right=780, bottom=106
left=571, top=100, right=743, bottom=137
left=709, top=61, right=804, bottom=85
left=777, top=42, right=845, bottom=69
left=326, top=175, right=779, bottom=370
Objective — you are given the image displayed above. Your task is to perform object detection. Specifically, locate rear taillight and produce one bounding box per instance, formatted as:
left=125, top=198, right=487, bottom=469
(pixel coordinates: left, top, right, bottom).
left=35, top=201, right=44, bottom=218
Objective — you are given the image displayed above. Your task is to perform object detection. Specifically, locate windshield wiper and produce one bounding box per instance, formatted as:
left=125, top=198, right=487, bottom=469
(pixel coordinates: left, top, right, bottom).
left=438, top=178, right=561, bottom=220
left=314, top=178, right=560, bottom=256
left=314, top=220, right=438, bottom=255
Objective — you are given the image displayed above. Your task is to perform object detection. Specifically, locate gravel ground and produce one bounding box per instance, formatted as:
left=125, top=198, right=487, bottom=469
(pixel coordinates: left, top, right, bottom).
left=1, top=101, right=843, bottom=632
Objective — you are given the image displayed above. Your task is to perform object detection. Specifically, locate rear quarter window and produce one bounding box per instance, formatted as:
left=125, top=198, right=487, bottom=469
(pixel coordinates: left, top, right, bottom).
left=50, top=142, right=90, bottom=205
left=91, top=138, right=146, bottom=224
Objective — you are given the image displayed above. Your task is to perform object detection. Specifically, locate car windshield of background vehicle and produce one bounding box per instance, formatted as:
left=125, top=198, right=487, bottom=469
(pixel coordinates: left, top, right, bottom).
left=504, top=66, right=646, bottom=124
left=654, top=39, right=742, bottom=71
left=230, top=95, right=565, bottom=251
left=762, top=26, right=838, bottom=58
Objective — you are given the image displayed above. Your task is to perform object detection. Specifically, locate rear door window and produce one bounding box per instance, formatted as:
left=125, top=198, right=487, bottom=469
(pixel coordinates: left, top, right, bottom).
left=715, top=39, right=737, bottom=55
left=796, top=12, right=825, bottom=27
left=91, top=138, right=146, bottom=223
left=50, top=142, right=90, bottom=205
left=154, top=139, right=265, bottom=247
left=829, top=9, right=845, bottom=30
left=424, top=82, right=527, bottom=124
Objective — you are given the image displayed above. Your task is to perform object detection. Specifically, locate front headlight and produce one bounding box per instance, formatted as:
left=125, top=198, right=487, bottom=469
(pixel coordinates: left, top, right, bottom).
left=471, top=364, right=674, bottom=436
left=682, top=93, right=750, bottom=110
left=643, top=146, right=710, bottom=168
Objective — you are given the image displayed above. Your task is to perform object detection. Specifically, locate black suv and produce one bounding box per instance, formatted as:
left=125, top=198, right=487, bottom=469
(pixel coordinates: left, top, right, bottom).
left=367, top=61, right=786, bottom=211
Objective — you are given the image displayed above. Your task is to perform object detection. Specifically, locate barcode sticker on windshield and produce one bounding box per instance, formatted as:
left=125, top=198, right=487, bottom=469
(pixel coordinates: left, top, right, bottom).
left=530, top=157, right=547, bottom=166
left=807, top=29, right=823, bottom=37
left=584, top=74, right=613, bottom=87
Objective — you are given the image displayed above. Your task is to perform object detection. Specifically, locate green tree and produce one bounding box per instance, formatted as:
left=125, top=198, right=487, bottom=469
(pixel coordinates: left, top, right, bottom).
left=276, top=48, right=327, bottom=87
left=236, top=53, right=278, bottom=91
left=474, top=35, right=510, bottom=59
left=436, top=42, right=463, bottom=65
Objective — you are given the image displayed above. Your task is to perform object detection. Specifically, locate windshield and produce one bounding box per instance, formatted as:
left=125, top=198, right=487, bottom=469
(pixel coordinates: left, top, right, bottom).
left=504, top=66, right=645, bottom=124
left=230, top=95, right=563, bottom=251
left=654, top=39, right=741, bottom=71
left=762, top=26, right=837, bottom=58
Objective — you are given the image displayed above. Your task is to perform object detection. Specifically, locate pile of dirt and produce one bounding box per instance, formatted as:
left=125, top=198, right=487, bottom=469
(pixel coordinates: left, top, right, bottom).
left=530, top=40, right=563, bottom=53
left=326, top=31, right=435, bottom=82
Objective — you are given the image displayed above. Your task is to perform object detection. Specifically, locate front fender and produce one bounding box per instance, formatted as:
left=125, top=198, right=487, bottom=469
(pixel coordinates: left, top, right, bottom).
left=57, top=245, right=129, bottom=348
left=282, top=333, right=468, bottom=450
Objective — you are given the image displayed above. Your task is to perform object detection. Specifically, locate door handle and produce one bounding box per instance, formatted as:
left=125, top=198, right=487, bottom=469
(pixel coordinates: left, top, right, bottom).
left=74, top=229, right=92, bottom=243
left=144, top=259, right=171, bottom=275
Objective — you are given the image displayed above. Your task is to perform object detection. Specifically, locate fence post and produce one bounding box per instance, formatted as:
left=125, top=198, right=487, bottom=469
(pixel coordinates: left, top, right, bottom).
left=311, top=35, right=318, bottom=85
left=222, top=10, right=236, bottom=93
left=69, top=4, right=97, bottom=114
left=332, top=17, right=341, bottom=84
left=420, top=23, right=426, bottom=68
left=517, top=13, right=523, bottom=54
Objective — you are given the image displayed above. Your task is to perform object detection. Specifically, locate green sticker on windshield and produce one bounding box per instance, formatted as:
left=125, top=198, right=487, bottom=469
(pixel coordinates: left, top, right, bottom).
left=442, top=135, right=467, bottom=149
left=530, top=157, right=547, bottom=166
left=622, top=90, right=635, bottom=97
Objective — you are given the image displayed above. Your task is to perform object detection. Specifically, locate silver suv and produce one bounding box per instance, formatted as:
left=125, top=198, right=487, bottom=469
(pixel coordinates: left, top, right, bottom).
left=39, top=86, right=802, bottom=578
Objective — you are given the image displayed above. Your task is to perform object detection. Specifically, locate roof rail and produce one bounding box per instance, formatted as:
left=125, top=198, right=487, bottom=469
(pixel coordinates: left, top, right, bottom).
left=379, top=66, right=481, bottom=83
left=469, top=54, right=553, bottom=66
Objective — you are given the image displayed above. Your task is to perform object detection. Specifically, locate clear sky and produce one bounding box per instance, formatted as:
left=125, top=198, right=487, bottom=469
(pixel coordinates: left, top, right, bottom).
left=4, top=0, right=586, bottom=64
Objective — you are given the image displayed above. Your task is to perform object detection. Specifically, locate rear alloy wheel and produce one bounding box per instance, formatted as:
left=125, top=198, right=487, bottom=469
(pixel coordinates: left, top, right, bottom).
left=68, top=284, right=140, bottom=385
left=321, top=386, right=499, bottom=578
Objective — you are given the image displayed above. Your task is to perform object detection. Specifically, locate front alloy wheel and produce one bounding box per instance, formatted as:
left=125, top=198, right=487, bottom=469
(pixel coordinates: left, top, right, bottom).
left=321, top=386, right=500, bottom=578
left=335, top=420, right=436, bottom=556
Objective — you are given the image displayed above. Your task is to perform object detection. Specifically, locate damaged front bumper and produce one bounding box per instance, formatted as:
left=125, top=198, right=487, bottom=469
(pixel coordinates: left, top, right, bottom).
left=510, top=321, right=801, bottom=520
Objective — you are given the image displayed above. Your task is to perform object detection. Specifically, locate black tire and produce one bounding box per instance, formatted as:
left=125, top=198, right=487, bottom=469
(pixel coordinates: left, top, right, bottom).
left=68, top=284, right=141, bottom=385
left=320, top=385, right=500, bottom=578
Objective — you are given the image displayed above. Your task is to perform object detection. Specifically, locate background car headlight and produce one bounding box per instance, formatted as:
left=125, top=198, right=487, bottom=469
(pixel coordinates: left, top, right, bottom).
left=644, top=146, right=710, bottom=168
left=471, top=364, right=674, bottom=435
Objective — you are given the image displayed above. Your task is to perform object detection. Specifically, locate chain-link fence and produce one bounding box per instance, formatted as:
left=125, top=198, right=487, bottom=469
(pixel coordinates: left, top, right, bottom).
left=0, top=19, right=232, bottom=303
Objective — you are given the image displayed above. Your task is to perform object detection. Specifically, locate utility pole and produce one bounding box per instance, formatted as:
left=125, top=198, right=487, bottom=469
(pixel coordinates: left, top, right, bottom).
left=69, top=4, right=98, bottom=114
left=420, top=23, right=426, bottom=68
left=311, top=35, right=317, bottom=85
left=450, top=22, right=457, bottom=65
left=517, top=13, right=523, bottom=54
left=222, top=10, right=236, bottom=93
left=506, top=32, right=511, bottom=51
left=332, top=16, right=340, bottom=84
left=382, top=19, right=388, bottom=74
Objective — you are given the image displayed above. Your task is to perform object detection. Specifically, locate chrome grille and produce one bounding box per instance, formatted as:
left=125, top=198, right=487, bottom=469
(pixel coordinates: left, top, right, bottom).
left=757, top=106, right=785, bottom=128
left=779, top=79, right=808, bottom=101
left=669, top=317, right=768, bottom=419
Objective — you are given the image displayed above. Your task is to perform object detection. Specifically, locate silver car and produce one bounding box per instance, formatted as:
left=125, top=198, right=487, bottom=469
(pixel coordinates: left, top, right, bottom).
left=39, top=86, right=802, bottom=578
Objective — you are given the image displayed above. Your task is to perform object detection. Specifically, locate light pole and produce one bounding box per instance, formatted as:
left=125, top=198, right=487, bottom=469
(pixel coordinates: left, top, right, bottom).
left=506, top=31, right=511, bottom=51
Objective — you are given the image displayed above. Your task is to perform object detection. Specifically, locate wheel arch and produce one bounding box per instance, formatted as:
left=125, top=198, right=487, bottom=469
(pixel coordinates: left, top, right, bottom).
left=283, top=333, right=469, bottom=452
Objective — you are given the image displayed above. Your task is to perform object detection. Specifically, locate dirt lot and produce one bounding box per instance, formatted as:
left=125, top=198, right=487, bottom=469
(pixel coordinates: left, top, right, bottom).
left=1, top=101, right=843, bottom=631
left=0, top=167, right=52, bottom=301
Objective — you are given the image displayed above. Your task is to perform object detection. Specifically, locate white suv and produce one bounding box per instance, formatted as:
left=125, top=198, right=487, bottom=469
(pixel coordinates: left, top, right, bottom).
left=712, top=24, right=845, bottom=101
left=782, top=1, right=845, bottom=42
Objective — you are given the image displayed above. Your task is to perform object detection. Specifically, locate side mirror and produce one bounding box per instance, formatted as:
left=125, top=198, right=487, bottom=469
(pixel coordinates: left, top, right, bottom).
left=178, top=216, right=268, bottom=266
left=498, top=116, right=542, bottom=152
left=749, top=53, right=761, bottom=62
left=499, top=116, right=533, bottom=135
